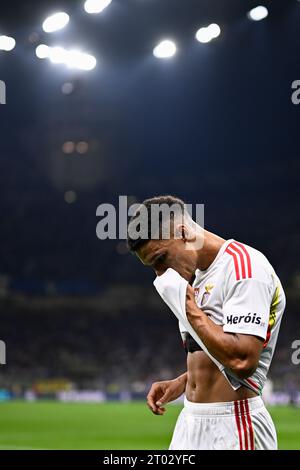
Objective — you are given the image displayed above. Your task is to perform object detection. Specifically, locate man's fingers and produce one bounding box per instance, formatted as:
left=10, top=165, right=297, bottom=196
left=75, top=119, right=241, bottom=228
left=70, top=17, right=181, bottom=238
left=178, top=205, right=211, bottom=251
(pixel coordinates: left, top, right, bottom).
left=146, top=383, right=169, bottom=415
left=147, top=392, right=159, bottom=411
left=157, top=407, right=166, bottom=413
left=147, top=401, right=158, bottom=413
left=147, top=402, right=165, bottom=415
left=156, top=390, right=171, bottom=407
left=147, top=393, right=161, bottom=414
left=152, top=406, right=166, bottom=415
left=147, top=399, right=167, bottom=415
left=147, top=383, right=163, bottom=409
left=147, top=396, right=156, bottom=410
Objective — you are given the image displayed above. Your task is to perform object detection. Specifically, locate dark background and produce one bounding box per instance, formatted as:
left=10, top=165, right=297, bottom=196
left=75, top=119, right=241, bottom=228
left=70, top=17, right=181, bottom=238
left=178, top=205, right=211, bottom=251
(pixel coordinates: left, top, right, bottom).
left=0, top=0, right=299, bottom=395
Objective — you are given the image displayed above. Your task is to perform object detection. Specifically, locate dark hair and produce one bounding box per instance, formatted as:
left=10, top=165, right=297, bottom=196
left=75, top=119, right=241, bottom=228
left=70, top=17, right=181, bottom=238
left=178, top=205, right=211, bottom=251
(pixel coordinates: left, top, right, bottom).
left=127, top=195, right=185, bottom=252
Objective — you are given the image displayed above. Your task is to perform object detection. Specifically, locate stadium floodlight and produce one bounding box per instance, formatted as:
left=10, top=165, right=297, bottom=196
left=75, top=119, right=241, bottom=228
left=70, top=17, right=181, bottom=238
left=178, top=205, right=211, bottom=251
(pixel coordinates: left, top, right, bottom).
left=43, top=45, right=97, bottom=71
left=196, top=27, right=212, bottom=44
left=207, top=23, right=221, bottom=39
left=35, top=44, right=50, bottom=59
left=42, top=12, right=70, bottom=33
left=153, top=40, right=177, bottom=59
left=65, top=50, right=97, bottom=70
left=0, top=35, right=16, bottom=51
left=247, top=6, right=268, bottom=21
left=49, top=46, right=68, bottom=64
left=84, top=0, right=112, bottom=14
left=196, top=23, right=221, bottom=44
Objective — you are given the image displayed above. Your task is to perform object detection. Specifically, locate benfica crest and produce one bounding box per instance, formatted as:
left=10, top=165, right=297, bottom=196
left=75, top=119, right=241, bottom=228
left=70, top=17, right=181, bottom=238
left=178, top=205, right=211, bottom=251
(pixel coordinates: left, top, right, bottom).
left=201, top=284, right=214, bottom=306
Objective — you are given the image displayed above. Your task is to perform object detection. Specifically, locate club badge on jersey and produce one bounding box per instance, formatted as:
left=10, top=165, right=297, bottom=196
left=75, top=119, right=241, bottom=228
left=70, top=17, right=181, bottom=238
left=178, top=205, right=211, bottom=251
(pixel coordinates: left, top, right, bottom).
left=200, top=284, right=215, bottom=306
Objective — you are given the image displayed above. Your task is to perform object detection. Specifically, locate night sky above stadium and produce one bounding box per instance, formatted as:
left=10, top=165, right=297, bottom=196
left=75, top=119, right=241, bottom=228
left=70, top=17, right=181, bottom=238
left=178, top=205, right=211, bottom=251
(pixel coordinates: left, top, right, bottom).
left=0, top=0, right=299, bottom=289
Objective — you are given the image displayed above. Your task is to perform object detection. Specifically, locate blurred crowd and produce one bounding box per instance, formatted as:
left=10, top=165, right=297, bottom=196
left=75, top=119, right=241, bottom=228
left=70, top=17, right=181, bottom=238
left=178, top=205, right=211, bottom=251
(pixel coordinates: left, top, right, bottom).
left=0, top=282, right=299, bottom=399
left=0, top=285, right=185, bottom=397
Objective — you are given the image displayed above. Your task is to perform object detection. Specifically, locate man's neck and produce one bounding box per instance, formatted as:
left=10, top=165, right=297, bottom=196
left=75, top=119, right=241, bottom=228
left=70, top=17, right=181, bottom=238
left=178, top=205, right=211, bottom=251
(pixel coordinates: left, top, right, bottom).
left=196, top=231, right=226, bottom=271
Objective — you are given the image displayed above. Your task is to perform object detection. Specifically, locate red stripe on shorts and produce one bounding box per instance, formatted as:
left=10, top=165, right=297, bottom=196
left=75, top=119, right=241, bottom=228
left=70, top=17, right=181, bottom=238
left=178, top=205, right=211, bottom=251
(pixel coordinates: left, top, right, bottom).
left=244, top=399, right=255, bottom=450
left=234, top=400, right=243, bottom=450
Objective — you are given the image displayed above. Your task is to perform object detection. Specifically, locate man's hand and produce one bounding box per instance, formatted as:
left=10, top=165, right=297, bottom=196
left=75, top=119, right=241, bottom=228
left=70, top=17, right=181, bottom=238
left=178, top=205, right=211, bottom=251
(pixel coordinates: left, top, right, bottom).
left=184, top=284, right=264, bottom=379
left=146, top=374, right=187, bottom=415
left=186, top=284, right=198, bottom=316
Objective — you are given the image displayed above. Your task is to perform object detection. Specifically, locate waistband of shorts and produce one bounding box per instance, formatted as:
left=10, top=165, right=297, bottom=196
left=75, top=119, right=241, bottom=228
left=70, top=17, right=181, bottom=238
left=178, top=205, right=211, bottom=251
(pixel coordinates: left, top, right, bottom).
left=183, top=395, right=265, bottom=417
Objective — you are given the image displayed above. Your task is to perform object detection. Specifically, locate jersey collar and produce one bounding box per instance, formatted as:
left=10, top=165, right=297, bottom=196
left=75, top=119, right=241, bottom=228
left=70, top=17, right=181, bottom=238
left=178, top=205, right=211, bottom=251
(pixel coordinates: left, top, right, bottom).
left=194, top=238, right=235, bottom=281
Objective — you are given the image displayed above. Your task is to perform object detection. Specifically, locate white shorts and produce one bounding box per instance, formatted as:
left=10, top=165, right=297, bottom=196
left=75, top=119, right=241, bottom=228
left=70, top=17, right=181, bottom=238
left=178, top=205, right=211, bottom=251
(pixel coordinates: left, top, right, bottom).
left=169, top=396, right=277, bottom=450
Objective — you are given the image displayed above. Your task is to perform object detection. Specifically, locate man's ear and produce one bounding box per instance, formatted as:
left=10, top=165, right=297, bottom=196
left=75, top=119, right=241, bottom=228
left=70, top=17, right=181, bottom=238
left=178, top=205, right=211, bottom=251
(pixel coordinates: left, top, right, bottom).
left=175, top=224, right=196, bottom=243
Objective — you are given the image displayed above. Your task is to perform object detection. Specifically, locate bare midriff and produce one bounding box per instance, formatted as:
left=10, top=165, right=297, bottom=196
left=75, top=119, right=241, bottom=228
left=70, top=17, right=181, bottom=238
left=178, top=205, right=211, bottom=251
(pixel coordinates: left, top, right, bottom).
left=186, top=351, right=257, bottom=403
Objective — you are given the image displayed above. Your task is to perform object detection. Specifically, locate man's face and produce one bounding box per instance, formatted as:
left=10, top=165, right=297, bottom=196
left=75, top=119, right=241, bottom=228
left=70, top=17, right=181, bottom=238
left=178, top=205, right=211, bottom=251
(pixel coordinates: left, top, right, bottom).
left=136, top=237, right=197, bottom=282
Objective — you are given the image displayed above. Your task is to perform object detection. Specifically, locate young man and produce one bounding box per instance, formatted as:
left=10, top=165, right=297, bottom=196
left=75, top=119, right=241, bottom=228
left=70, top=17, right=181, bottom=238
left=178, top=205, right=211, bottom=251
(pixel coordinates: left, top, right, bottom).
left=127, top=195, right=285, bottom=450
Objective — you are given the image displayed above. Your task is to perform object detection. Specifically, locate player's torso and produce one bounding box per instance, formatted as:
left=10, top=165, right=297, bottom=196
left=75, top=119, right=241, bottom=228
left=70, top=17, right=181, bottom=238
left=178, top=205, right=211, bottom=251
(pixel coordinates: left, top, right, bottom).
left=185, top=239, right=285, bottom=401
left=185, top=252, right=246, bottom=402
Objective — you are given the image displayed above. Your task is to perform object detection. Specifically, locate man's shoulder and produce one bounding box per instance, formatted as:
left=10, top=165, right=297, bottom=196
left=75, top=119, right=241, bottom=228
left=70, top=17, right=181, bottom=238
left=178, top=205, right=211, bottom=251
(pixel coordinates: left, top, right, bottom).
left=221, top=240, right=275, bottom=286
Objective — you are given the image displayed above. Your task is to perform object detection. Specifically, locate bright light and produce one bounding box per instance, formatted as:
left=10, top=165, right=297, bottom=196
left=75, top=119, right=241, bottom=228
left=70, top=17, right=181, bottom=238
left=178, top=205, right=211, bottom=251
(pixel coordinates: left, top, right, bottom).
left=153, top=40, right=177, bottom=59
left=42, top=12, right=70, bottom=33
left=0, top=35, right=16, bottom=51
left=196, top=24, right=221, bottom=44
left=35, top=44, right=50, bottom=59
left=247, top=6, right=268, bottom=21
left=41, top=45, right=97, bottom=71
left=66, top=50, right=97, bottom=70
left=84, top=0, right=112, bottom=14
left=49, top=46, right=68, bottom=64
left=207, top=23, right=221, bottom=39
left=196, top=28, right=212, bottom=44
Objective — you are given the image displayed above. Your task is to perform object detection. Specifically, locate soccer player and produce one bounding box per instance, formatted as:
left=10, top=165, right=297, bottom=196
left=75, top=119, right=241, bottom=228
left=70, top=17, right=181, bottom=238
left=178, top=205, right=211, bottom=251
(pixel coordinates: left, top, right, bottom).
left=127, top=195, right=285, bottom=450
